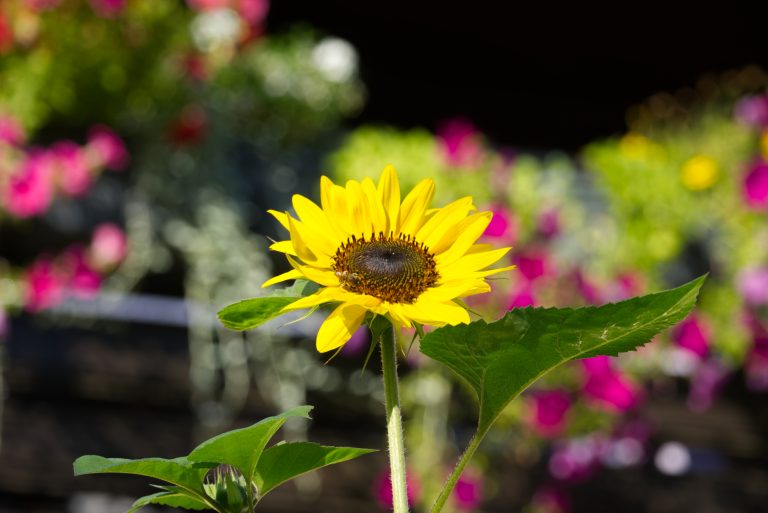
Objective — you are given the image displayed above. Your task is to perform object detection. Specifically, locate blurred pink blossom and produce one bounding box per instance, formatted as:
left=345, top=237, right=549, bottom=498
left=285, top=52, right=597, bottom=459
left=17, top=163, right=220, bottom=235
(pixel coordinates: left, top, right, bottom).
left=24, top=0, right=62, bottom=11
left=528, top=389, right=571, bottom=438
left=452, top=469, right=483, bottom=511
left=0, top=115, right=25, bottom=145
left=88, top=0, right=125, bottom=17
left=531, top=485, right=571, bottom=513
left=745, top=314, right=768, bottom=391
left=342, top=325, right=369, bottom=357
left=3, top=151, right=55, bottom=218
left=62, top=248, right=102, bottom=299
left=574, top=271, right=602, bottom=304
left=238, top=0, right=269, bottom=25
left=672, top=314, right=710, bottom=359
left=513, top=250, right=552, bottom=282
left=436, top=118, right=484, bottom=168
left=186, top=0, right=229, bottom=10
left=483, top=205, right=514, bottom=239
left=52, top=141, right=91, bottom=197
left=87, top=125, right=129, bottom=170
left=581, top=356, right=641, bottom=412
left=374, top=468, right=420, bottom=510
left=24, top=257, right=65, bottom=312
left=548, top=436, right=605, bottom=482
left=737, top=267, right=768, bottom=305
left=89, top=223, right=128, bottom=271
left=734, top=95, right=768, bottom=128
left=537, top=209, right=561, bottom=239
left=508, top=284, right=536, bottom=309
left=687, top=359, right=729, bottom=411
left=743, top=159, right=768, bottom=209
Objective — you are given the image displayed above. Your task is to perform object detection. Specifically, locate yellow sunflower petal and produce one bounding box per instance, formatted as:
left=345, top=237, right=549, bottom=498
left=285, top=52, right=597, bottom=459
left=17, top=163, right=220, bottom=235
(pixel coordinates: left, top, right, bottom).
left=285, top=255, right=339, bottom=286
left=440, top=247, right=511, bottom=279
left=377, top=165, right=401, bottom=234
left=321, top=176, right=355, bottom=236
left=384, top=304, right=413, bottom=328
left=316, top=303, right=368, bottom=353
left=346, top=179, right=373, bottom=236
left=421, top=279, right=491, bottom=301
left=287, top=214, right=334, bottom=267
left=417, top=196, right=475, bottom=252
left=400, top=298, right=470, bottom=326
left=435, top=212, right=493, bottom=265
left=292, top=194, right=346, bottom=247
left=362, top=177, right=388, bottom=234
left=261, top=269, right=303, bottom=288
left=399, top=178, right=436, bottom=236
left=268, top=209, right=290, bottom=231
left=269, top=240, right=298, bottom=256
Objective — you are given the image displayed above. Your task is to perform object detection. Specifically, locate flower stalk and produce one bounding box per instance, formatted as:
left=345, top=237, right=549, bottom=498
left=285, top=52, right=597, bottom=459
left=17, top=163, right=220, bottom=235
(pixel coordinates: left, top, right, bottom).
left=380, top=323, right=409, bottom=513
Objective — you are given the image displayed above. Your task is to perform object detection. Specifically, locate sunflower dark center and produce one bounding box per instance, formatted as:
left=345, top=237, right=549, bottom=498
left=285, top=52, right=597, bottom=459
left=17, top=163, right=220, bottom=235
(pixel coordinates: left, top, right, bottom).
left=332, top=232, right=439, bottom=303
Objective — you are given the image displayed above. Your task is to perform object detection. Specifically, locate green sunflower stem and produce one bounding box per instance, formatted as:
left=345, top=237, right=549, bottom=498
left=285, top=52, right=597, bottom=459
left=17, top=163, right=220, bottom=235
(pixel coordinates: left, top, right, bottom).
left=380, top=323, right=410, bottom=513
left=429, top=430, right=484, bottom=513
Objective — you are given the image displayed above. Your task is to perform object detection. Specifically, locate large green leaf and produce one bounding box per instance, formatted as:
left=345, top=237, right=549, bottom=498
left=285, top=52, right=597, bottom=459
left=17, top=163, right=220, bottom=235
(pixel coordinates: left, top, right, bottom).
left=127, top=489, right=210, bottom=513
left=187, top=406, right=312, bottom=487
left=217, top=279, right=319, bottom=330
left=420, top=276, right=705, bottom=434
left=254, top=442, right=376, bottom=496
left=73, top=456, right=211, bottom=503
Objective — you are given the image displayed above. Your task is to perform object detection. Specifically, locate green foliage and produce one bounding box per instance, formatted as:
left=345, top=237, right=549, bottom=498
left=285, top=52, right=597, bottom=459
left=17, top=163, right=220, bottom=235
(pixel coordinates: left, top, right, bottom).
left=421, top=276, right=705, bottom=434
left=74, top=406, right=375, bottom=513
left=217, top=280, right=319, bottom=331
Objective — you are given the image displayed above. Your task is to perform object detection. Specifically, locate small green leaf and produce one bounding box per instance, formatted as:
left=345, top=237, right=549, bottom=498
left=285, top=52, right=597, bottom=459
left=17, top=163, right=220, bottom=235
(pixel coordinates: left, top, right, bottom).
left=187, top=406, right=312, bottom=487
left=254, top=442, right=376, bottom=496
left=73, top=456, right=210, bottom=501
left=217, top=279, right=320, bottom=331
left=127, top=489, right=210, bottom=513
left=420, top=276, right=705, bottom=434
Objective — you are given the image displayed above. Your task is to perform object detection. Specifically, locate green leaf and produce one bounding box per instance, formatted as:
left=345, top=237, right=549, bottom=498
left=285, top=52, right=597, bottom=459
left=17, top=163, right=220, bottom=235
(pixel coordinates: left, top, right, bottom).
left=73, top=456, right=210, bottom=501
left=254, top=442, right=376, bottom=496
left=127, top=489, right=210, bottom=513
left=217, top=279, right=320, bottom=331
left=420, top=276, right=705, bottom=434
left=187, top=406, right=312, bottom=487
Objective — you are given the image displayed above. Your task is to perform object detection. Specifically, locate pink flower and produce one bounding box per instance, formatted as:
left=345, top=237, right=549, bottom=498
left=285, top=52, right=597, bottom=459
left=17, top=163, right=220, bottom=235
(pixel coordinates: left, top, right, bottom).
left=23, top=0, right=62, bottom=11
left=87, top=125, right=128, bottom=170
left=62, top=248, right=102, bottom=299
left=537, top=209, right=561, bottom=239
left=52, top=141, right=92, bottom=197
left=238, top=0, right=269, bottom=25
left=483, top=205, right=514, bottom=239
left=341, top=325, right=369, bottom=357
left=581, top=356, right=640, bottom=412
left=528, top=389, right=571, bottom=438
left=452, top=469, right=483, bottom=511
left=745, top=314, right=768, bottom=391
left=513, top=250, right=552, bottom=282
left=88, top=0, right=126, bottom=18
left=89, top=223, right=128, bottom=271
left=24, top=257, right=65, bottom=312
left=672, top=314, right=710, bottom=359
left=531, top=486, right=571, bottom=513
left=3, top=151, right=55, bottom=218
left=374, top=468, right=420, bottom=510
left=186, top=0, right=229, bottom=10
left=734, top=95, right=768, bottom=128
left=743, top=159, right=768, bottom=209
left=574, top=271, right=602, bottom=305
left=0, top=115, right=25, bottom=146
left=737, top=267, right=768, bottom=305
left=436, top=118, right=484, bottom=168
left=548, top=436, right=605, bottom=482
left=687, top=359, right=729, bottom=411
left=508, top=283, right=536, bottom=309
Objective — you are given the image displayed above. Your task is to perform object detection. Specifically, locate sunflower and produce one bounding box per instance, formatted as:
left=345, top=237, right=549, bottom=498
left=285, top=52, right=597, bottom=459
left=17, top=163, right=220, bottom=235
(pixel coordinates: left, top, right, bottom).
left=263, top=165, right=514, bottom=352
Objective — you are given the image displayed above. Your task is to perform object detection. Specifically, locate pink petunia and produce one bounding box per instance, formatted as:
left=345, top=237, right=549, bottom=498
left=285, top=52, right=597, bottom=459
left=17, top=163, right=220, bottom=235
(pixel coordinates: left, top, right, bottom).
left=436, top=118, right=484, bottom=168
left=734, top=95, right=768, bottom=128
left=687, top=359, right=729, bottom=411
left=548, top=436, right=606, bottom=482
left=537, top=208, right=561, bottom=239
left=24, top=257, right=65, bottom=312
left=61, top=248, right=102, bottom=299
left=737, top=267, right=768, bottom=305
left=51, top=141, right=92, bottom=197
left=581, top=356, right=641, bottom=412
left=483, top=205, right=513, bottom=239
left=0, top=115, right=25, bottom=146
left=513, top=250, right=552, bottom=282
left=528, top=389, right=571, bottom=438
left=452, top=469, right=483, bottom=511
left=87, top=125, right=129, bottom=170
left=672, top=314, right=710, bottom=359
left=743, top=159, right=768, bottom=209
left=237, top=0, right=269, bottom=25
left=3, top=151, right=56, bottom=218
left=89, top=223, right=128, bottom=271
left=508, top=283, right=536, bottom=309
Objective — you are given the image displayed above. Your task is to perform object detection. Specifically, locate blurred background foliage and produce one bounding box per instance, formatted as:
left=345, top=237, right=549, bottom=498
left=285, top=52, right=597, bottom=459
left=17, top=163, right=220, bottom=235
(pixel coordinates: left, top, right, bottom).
left=0, top=1, right=767, bottom=513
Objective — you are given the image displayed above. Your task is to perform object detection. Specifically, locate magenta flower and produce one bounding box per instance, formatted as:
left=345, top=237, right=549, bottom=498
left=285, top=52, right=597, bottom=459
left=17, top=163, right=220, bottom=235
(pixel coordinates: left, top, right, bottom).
left=3, top=152, right=55, bottom=218
left=537, top=208, right=561, bottom=239
left=548, top=436, right=605, bottom=482
left=672, top=314, right=710, bottom=359
left=743, top=159, right=768, bottom=209
left=581, top=356, right=640, bottom=412
left=513, top=250, right=552, bottom=282
left=374, top=468, right=420, bottom=510
left=186, top=0, right=229, bottom=10
left=88, top=0, right=125, bottom=17
left=238, top=0, right=269, bottom=25
left=341, top=325, right=369, bottom=357
left=24, top=257, right=65, bottom=312
left=483, top=205, right=514, bottom=239
left=574, top=271, right=602, bottom=305
left=737, top=267, right=768, bottom=305
left=734, top=95, right=768, bottom=128
left=436, top=118, right=484, bottom=168
left=62, top=248, right=102, bottom=299
left=508, top=283, right=536, bottom=309
left=687, top=359, right=729, bottom=411
left=52, top=141, right=92, bottom=197
left=87, top=125, right=128, bottom=170
left=0, top=115, right=25, bottom=146
left=89, top=223, right=128, bottom=271
left=452, top=469, right=483, bottom=511
left=528, top=389, right=571, bottom=438
left=745, top=314, right=768, bottom=391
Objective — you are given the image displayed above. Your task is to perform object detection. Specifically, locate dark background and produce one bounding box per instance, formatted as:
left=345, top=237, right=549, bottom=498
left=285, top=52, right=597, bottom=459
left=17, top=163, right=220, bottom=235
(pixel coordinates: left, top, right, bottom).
left=269, top=2, right=768, bottom=151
